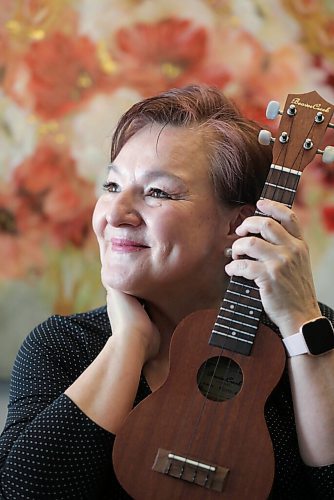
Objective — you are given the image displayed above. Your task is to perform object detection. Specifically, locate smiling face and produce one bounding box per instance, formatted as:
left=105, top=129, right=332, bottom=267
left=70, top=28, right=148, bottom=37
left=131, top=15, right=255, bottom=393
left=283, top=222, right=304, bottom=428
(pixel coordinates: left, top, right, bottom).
left=93, top=124, right=240, bottom=309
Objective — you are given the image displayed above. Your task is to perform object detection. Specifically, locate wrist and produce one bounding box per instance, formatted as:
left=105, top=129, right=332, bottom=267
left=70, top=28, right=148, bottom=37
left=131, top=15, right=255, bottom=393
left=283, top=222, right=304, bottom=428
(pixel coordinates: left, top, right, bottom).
left=107, top=334, right=147, bottom=365
left=279, top=307, right=322, bottom=339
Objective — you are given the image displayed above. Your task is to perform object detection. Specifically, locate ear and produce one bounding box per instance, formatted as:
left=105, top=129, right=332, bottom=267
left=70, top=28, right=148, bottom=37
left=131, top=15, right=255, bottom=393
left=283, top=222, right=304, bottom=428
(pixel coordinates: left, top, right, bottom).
left=225, top=204, right=254, bottom=245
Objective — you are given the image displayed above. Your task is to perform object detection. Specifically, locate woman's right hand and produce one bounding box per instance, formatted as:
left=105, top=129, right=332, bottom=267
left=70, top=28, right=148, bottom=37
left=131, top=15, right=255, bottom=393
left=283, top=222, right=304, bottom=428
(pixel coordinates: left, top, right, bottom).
left=65, top=288, right=160, bottom=432
left=106, top=288, right=161, bottom=364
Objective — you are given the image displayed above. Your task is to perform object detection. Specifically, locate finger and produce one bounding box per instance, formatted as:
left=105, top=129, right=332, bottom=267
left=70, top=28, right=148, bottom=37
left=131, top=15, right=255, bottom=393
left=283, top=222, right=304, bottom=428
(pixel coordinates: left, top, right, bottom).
left=231, top=235, right=279, bottom=261
left=256, top=199, right=303, bottom=238
left=225, top=258, right=264, bottom=282
left=236, top=216, right=291, bottom=245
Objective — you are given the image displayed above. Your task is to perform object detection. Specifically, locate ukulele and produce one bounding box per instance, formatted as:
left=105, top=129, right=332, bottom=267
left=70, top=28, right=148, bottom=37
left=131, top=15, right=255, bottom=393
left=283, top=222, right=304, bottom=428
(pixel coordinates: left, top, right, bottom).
left=113, top=91, right=334, bottom=499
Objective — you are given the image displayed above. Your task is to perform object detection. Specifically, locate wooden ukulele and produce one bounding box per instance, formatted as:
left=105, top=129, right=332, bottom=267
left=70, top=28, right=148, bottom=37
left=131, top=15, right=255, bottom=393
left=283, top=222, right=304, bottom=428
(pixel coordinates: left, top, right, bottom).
left=113, top=91, right=334, bottom=499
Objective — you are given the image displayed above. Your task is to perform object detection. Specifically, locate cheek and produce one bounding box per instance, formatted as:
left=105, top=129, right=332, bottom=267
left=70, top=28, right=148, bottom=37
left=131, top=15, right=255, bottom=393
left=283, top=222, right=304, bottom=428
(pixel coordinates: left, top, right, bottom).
left=150, top=210, right=181, bottom=242
left=92, top=198, right=106, bottom=238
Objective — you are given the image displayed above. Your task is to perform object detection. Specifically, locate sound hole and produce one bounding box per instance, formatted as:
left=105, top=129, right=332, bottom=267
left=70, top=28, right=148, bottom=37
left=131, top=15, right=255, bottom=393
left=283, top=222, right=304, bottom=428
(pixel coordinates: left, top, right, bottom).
left=197, top=356, right=243, bottom=402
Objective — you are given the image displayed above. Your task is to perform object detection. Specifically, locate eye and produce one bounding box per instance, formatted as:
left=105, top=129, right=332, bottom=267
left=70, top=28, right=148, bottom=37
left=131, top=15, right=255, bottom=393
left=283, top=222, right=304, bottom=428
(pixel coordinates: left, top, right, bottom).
left=102, top=181, right=120, bottom=193
left=147, top=188, right=172, bottom=199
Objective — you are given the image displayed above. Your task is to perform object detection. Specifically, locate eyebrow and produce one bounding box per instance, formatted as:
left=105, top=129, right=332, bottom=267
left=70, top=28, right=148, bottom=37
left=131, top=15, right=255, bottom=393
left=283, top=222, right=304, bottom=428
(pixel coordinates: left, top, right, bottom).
left=107, top=163, right=187, bottom=185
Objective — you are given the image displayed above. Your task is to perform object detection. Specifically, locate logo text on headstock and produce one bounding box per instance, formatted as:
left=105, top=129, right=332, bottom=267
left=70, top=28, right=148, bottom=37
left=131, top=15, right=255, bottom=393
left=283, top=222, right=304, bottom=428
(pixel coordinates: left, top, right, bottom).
left=291, top=98, right=331, bottom=113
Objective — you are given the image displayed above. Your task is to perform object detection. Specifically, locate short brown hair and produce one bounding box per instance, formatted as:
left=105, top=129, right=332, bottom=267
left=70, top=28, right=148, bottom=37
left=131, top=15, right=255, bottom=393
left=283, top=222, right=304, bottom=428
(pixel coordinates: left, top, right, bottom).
left=110, top=85, right=272, bottom=206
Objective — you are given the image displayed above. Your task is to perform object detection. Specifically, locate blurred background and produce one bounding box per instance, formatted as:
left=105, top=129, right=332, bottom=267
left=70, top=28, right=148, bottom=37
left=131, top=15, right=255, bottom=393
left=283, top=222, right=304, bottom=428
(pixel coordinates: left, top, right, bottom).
left=1, top=0, right=334, bottom=429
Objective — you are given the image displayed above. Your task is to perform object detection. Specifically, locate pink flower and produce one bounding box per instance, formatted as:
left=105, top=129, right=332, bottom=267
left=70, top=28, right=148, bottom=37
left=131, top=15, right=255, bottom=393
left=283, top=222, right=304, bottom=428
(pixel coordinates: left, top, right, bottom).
left=115, top=18, right=231, bottom=96
left=13, top=144, right=96, bottom=247
left=17, top=31, right=118, bottom=119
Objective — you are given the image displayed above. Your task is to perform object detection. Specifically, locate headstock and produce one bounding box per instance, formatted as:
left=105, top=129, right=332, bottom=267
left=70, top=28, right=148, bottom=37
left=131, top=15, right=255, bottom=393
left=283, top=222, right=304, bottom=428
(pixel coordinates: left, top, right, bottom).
left=259, top=90, right=334, bottom=171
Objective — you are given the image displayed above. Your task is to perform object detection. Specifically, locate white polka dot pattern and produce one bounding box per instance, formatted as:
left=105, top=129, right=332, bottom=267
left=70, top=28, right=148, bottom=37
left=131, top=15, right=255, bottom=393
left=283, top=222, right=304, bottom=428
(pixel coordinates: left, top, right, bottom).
left=0, top=305, right=333, bottom=499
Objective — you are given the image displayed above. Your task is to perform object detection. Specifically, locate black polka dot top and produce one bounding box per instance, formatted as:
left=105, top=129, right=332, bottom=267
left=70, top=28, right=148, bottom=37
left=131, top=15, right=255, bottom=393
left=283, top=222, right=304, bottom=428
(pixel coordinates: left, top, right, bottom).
left=0, top=304, right=333, bottom=499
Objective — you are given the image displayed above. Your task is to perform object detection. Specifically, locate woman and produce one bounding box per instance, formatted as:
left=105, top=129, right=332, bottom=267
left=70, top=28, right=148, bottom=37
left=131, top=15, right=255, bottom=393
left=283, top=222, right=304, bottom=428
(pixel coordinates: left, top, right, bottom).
left=1, top=85, right=333, bottom=499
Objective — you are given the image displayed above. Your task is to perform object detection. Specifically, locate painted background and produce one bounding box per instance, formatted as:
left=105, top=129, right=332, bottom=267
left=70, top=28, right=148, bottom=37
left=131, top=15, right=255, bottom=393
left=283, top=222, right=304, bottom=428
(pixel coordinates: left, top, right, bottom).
left=1, top=0, right=334, bottom=379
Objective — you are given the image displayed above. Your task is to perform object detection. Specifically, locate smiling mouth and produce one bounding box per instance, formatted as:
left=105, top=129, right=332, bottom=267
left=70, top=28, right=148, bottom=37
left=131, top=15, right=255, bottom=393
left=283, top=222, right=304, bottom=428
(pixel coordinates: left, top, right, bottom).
left=109, top=238, right=149, bottom=252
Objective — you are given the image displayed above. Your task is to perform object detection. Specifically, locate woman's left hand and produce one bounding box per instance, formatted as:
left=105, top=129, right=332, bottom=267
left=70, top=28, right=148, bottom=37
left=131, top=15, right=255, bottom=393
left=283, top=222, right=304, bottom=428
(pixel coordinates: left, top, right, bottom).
left=225, top=198, right=321, bottom=337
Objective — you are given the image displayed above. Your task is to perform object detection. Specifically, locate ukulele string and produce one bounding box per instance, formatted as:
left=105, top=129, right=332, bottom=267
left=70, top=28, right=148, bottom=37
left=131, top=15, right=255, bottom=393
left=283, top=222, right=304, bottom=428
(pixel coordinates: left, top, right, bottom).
left=177, top=156, right=287, bottom=486
left=264, top=116, right=316, bottom=208
left=177, top=112, right=314, bottom=486
left=191, top=115, right=318, bottom=480
left=169, top=116, right=316, bottom=490
left=284, top=119, right=317, bottom=207
left=173, top=340, right=235, bottom=491
left=173, top=156, right=289, bottom=485
left=181, top=141, right=290, bottom=452
left=159, top=337, right=223, bottom=479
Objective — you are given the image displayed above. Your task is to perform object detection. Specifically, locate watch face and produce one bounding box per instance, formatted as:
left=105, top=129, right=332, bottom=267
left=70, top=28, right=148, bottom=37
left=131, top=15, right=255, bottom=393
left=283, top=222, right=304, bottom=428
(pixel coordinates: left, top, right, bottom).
left=303, top=318, right=334, bottom=355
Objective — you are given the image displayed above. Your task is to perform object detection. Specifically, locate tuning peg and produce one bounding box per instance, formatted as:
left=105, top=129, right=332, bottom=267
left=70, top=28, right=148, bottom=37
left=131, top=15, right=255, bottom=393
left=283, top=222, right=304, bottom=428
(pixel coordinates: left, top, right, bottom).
left=266, top=100, right=298, bottom=120
left=258, top=129, right=274, bottom=146
left=318, top=145, right=334, bottom=164
left=266, top=101, right=281, bottom=120
left=315, top=113, right=334, bottom=127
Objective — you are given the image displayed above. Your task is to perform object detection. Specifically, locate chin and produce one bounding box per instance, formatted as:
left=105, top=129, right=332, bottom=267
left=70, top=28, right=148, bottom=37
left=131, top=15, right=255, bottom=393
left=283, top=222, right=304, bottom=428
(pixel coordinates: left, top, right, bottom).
left=101, top=269, right=145, bottom=296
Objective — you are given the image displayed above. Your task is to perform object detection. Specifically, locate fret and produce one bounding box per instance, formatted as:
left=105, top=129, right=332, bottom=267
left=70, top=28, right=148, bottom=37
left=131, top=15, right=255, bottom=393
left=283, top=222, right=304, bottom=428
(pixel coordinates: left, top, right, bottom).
left=211, top=331, right=253, bottom=344
left=230, top=279, right=258, bottom=291
left=213, top=324, right=256, bottom=339
left=221, top=299, right=262, bottom=316
left=268, top=167, right=301, bottom=185
left=213, top=325, right=256, bottom=339
left=228, top=279, right=260, bottom=296
left=216, top=315, right=258, bottom=329
left=210, top=330, right=254, bottom=356
left=226, top=290, right=262, bottom=302
left=223, top=299, right=262, bottom=313
left=265, top=182, right=296, bottom=193
left=261, top=188, right=295, bottom=206
left=270, top=163, right=302, bottom=176
left=219, top=308, right=258, bottom=321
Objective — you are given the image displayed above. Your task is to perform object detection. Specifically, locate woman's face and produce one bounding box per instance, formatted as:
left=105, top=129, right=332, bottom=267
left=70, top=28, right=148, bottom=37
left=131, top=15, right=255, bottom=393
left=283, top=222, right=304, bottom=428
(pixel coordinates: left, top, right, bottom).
left=93, top=124, right=239, bottom=305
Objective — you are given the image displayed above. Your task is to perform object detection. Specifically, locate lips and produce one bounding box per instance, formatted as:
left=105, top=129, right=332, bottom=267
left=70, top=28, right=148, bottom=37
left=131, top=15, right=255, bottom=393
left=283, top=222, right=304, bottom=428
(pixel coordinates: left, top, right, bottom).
left=108, top=237, right=149, bottom=252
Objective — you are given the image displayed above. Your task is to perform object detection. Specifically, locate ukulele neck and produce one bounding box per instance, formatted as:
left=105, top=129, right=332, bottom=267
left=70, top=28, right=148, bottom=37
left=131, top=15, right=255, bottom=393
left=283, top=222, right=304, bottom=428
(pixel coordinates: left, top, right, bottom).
left=209, top=162, right=302, bottom=355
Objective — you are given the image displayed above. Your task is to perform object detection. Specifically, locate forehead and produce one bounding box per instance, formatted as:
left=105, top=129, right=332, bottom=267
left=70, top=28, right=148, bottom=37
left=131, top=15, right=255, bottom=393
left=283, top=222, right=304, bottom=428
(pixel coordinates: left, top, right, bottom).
left=114, top=124, right=210, bottom=180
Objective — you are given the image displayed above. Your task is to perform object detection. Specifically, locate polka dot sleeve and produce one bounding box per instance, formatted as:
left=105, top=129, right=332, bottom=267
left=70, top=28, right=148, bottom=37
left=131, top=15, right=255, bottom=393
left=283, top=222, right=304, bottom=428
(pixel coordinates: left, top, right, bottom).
left=0, top=309, right=119, bottom=499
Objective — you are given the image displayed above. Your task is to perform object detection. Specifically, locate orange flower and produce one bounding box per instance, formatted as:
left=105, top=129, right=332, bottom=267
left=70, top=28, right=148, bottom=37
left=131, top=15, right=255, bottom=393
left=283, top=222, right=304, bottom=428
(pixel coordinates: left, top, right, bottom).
left=21, top=31, right=117, bottom=119
left=43, top=175, right=95, bottom=247
left=13, top=144, right=96, bottom=247
left=322, top=205, right=334, bottom=232
left=13, top=144, right=65, bottom=194
left=115, top=18, right=230, bottom=96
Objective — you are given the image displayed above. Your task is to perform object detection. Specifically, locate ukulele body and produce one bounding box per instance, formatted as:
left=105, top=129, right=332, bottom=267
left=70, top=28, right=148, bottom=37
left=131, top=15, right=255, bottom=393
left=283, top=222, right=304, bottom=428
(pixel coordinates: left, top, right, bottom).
left=113, top=309, right=286, bottom=499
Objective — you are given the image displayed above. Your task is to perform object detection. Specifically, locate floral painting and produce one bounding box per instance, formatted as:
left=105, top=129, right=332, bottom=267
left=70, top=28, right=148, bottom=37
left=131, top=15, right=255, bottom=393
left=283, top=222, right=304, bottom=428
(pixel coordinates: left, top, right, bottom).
left=1, top=0, right=334, bottom=377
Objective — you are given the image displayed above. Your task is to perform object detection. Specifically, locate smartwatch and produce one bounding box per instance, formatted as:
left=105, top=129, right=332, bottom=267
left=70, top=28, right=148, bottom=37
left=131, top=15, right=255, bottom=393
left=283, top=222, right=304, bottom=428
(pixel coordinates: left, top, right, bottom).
left=282, top=316, right=334, bottom=357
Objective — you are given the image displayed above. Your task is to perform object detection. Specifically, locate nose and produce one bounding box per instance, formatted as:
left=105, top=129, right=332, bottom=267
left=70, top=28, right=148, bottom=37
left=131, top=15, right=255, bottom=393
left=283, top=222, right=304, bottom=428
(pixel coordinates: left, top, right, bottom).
left=105, top=190, right=143, bottom=227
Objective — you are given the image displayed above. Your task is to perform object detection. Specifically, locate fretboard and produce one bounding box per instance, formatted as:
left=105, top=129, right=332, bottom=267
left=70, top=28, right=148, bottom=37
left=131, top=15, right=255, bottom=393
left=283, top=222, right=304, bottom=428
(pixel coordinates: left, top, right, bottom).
left=209, top=163, right=302, bottom=355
